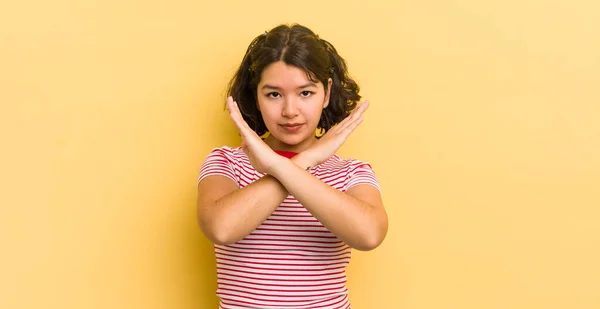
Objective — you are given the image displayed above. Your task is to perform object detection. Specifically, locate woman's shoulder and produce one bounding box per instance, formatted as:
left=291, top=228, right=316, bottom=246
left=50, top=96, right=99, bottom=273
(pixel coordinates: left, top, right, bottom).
left=210, top=145, right=243, bottom=154
left=205, top=145, right=246, bottom=163
left=321, top=154, right=375, bottom=171
left=326, top=155, right=380, bottom=191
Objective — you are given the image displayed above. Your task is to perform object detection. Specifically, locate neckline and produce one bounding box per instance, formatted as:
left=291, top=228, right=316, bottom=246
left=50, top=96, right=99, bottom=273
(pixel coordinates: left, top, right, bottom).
left=261, top=137, right=300, bottom=159
left=274, top=150, right=298, bottom=159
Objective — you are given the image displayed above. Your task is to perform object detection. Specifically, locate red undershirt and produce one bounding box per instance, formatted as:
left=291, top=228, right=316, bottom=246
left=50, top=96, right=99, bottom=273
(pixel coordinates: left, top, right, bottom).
left=274, top=150, right=298, bottom=159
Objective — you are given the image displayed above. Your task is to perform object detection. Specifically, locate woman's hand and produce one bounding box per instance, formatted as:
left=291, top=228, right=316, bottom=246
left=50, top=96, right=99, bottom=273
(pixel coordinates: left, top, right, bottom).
left=299, top=101, right=370, bottom=167
left=226, top=96, right=284, bottom=174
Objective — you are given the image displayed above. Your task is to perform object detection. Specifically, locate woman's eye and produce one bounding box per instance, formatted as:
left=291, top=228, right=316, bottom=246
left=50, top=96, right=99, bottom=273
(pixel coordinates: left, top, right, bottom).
left=267, top=92, right=281, bottom=98
left=300, top=91, right=313, bottom=97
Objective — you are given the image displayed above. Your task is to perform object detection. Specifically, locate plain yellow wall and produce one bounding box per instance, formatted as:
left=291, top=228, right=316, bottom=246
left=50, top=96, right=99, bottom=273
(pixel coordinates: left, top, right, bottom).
left=2, top=0, right=599, bottom=308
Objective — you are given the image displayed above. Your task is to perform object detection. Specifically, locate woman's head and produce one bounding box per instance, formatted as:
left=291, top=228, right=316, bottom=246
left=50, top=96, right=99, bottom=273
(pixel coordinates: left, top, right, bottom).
left=227, top=23, right=361, bottom=149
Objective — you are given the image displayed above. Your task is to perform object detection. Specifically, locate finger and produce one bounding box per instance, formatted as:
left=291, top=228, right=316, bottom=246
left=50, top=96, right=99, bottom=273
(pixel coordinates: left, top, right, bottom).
left=233, top=103, right=256, bottom=140
left=335, top=101, right=369, bottom=133
left=226, top=97, right=241, bottom=126
left=352, top=100, right=370, bottom=118
left=227, top=98, right=263, bottom=145
left=340, top=115, right=364, bottom=137
left=328, top=102, right=361, bottom=133
left=226, top=97, right=244, bottom=124
left=227, top=97, right=252, bottom=132
left=226, top=96, right=236, bottom=115
left=233, top=101, right=253, bottom=131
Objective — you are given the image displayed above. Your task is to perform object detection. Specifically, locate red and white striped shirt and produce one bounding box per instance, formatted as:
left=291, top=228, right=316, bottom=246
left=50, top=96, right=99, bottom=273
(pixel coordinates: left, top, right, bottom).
left=198, top=146, right=380, bottom=309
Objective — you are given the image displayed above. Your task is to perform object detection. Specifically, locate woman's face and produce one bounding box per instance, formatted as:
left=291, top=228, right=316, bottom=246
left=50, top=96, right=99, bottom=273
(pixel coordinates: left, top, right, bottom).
left=257, top=61, right=331, bottom=152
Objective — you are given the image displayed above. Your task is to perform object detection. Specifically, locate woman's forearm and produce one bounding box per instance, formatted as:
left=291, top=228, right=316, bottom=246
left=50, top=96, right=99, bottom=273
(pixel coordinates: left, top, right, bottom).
left=201, top=156, right=309, bottom=245
left=201, top=174, right=288, bottom=244
left=268, top=155, right=387, bottom=250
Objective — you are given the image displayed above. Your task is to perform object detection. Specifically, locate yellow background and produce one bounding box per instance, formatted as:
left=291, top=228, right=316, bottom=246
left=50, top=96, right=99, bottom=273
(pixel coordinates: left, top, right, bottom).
left=2, top=0, right=599, bottom=308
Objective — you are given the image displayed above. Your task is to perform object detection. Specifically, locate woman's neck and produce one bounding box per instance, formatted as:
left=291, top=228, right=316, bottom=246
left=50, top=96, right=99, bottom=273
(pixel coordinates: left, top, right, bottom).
left=263, top=134, right=317, bottom=153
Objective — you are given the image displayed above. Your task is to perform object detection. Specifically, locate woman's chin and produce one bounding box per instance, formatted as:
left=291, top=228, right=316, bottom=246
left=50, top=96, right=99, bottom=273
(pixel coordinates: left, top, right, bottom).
left=269, top=132, right=313, bottom=149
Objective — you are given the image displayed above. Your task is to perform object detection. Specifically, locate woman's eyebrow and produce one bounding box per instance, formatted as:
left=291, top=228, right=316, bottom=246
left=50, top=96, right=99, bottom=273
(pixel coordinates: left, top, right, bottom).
left=261, top=83, right=317, bottom=90
left=297, top=83, right=318, bottom=89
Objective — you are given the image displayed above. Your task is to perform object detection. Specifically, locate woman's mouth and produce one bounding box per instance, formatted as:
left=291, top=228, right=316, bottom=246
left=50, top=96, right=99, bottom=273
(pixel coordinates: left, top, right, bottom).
left=280, top=123, right=304, bottom=133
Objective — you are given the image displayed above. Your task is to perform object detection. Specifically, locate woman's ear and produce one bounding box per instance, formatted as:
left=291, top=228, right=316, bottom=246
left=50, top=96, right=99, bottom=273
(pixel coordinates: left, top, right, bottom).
left=323, top=78, right=332, bottom=108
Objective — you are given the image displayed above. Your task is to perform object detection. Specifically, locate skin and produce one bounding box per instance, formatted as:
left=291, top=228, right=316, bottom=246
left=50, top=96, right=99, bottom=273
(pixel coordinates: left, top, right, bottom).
left=257, top=61, right=332, bottom=154
left=197, top=61, right=388, bottom=251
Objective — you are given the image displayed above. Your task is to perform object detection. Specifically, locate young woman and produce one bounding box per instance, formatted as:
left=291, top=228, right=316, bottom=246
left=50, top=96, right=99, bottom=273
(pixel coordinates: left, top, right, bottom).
left=197, top=23, right=388, bottom=309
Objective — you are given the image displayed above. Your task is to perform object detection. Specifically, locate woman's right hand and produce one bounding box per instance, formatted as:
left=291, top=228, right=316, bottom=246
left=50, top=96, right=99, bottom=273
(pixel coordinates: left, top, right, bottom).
left=226, top=96, right=285, bottom=174
left=299, top=100, right=370, bottom=167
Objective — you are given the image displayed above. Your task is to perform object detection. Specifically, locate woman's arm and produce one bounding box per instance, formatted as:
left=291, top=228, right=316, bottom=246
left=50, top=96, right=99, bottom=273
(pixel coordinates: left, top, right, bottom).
left=197, top=156, right=307, bottom=245
left=197, top=174, right=286, bottom=245
left=268, top=155, right=388, bottom=251
left=218, top=96, right=388, bottom=250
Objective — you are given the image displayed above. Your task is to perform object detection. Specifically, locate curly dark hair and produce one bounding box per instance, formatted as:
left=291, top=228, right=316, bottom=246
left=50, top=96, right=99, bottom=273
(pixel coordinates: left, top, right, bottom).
left=226, top=23, right=361, bottom=137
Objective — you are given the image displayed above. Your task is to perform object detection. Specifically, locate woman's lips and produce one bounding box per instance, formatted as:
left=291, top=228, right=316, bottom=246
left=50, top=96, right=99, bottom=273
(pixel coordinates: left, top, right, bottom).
left=280, top=123, right=304, bottom=132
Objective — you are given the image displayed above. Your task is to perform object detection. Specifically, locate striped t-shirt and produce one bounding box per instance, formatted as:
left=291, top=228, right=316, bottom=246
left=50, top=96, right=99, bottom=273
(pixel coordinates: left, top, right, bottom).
left=198, top=146, right=380, bottom=309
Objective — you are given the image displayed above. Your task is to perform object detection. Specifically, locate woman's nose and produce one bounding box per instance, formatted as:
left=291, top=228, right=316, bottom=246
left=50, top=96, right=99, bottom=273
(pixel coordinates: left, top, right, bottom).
left=282, top=98, right=299, bottom=117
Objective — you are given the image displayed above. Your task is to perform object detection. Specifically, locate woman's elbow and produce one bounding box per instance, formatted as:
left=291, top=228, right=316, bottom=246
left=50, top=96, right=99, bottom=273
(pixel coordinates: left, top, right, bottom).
left=355, top=233, right=386, bottom=251
left=197, top=218, right=238, bottom=245
left=355, top=219, right=388, bottom=251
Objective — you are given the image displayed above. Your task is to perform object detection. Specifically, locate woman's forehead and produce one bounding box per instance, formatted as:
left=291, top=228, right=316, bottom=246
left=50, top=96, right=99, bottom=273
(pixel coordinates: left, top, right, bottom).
left=258, top=61, right=322, bottom=90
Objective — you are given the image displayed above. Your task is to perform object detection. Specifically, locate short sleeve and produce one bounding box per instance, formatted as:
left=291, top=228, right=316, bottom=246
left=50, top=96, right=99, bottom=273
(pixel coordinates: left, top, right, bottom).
left=197, top=147, right=238, bottom=186
left=344, top=161, right=381, bottom=193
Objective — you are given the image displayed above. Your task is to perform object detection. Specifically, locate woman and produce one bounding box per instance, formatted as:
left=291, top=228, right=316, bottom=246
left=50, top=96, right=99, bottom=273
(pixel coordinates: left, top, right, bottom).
left=197, top=23, right=388, bottom=309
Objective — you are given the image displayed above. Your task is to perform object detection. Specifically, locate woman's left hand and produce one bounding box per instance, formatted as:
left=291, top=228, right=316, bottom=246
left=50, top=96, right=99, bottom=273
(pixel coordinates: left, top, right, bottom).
left=299, top=100, right=370, bottom=167
left=226, top=96, right=283, bottom=174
